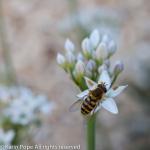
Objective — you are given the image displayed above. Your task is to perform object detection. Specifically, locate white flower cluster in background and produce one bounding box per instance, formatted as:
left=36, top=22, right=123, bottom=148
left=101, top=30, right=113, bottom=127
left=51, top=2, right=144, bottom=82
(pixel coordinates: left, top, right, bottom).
left=59, top=7, right=122, bottom=38
left=0, top=86, right=55, bottom=125
left=0, top=129, right=14, bottom=145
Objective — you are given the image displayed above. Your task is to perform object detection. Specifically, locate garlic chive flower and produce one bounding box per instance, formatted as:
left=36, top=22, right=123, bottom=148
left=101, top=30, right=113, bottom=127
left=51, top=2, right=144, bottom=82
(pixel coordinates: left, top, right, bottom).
left=57, top=53, right=66, bottom=67
left=65, top=39, right=75, bottom=52
left=74, top=60, right=85, bottom=79
left=89, top=29, right=100, bottom=48
left=77, top=70, right=127, bottom=114
left=82, top=38, right=92, bottom=59
left=57, top=29, right=127, bottom=115
left=113, top=60, right=124, bottom=76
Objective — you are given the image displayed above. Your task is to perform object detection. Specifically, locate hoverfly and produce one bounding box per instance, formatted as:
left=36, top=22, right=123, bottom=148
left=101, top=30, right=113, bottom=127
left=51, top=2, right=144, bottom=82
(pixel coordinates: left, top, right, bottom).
left=69, top=82, right=107, bottom=116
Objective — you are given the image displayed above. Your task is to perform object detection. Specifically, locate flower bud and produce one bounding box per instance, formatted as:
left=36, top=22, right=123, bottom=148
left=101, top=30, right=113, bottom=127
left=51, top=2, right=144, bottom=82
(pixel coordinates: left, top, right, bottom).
left=66, top=51, right=75, bottom=64
left=113, top=60, right=124, bottom=75
left=82, top=38, right=91, bottom=58
left=65, top=39, right=75, bottom=52
left=95, top=42, right=108, bottom=61
left=108, top=40, right=117, bottom=57
left=85, top=60, right=96, bottom=78
left=77, top=53, right=84, bottom=61
left=90, top=29, right=100, bottom=48
left=98, top=65, right=107, bottom=74
left=74, top=60, right=85, bottom=77
left=104, top=59, right=110, bottom=68
left=86, top=60, right=96, bottom=71
left=101, top=34, right=110, bottom=45
left=56, top=53, right=66, bottom=67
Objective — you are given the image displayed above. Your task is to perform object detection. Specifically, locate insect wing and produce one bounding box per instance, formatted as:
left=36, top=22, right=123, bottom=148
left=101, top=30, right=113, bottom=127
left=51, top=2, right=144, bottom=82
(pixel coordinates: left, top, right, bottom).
left=77, top=90, right=89, bottom=98
left=69, top=99, right=83, bottom=112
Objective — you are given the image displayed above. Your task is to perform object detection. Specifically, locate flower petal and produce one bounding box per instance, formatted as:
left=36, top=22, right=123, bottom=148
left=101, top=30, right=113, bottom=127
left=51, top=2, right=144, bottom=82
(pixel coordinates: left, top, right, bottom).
left=98, top=70, right=111, bottom=90
left=77, top=90, right=89, bottom=98
left=101, top=98, right=118, bottom=114
left=84, top=77, right=97, bottom=90
left=90, top=29, right=100, bottom=48
left=106, top=85, right=128, bottom=98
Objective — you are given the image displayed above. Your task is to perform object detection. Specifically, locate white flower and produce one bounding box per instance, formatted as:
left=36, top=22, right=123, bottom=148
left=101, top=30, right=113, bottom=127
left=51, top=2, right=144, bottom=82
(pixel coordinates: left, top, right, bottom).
left=101, top=34, right=110, bottom=45
left=89, top=29, right=100, bottom=48
left=56, top=53, right=66, bottom=66
left=66, top=51, right=76, bottom=64
left=113, top=60, right=124, bottom=75
left=81, top=38, right=91, bottom=57
left=108, top=40, right=117, bottom=56
left=77, top=70, right=127, bottom=114
left=0, top=129, right=15, bottom=145
left=74, top=60, right=85, bottom=77
left=95, top=42, right=108, bottom=60
left=86, top=60, right=96, bottom=71
left=3, top=86, right=55, bottom=125
left=77, top=53, right=84, bottom=61
left=65, top=39, right=75, bottom=52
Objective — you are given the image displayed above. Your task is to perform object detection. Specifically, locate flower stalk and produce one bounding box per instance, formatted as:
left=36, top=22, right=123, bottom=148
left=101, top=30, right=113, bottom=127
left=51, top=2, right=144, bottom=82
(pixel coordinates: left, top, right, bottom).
left=57, top=29, right=127, bottom=150
left=86, top=114, right=96, bottom=150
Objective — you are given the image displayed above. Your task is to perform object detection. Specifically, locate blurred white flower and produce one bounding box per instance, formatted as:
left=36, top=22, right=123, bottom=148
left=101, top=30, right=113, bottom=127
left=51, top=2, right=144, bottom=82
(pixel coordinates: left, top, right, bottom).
left=0, top=86, right=55, bottom=126
left=65, top=39, right=75, bottom=53
left=57, top=53, right=66, bottom=66
left=108, top=40, right=117, bottom=57
left=59, top=7, right=122, bottom=38
left=89, top=29, right=100, bottom=48
left=0, top=129, right=15, bottom=145
left=95, top=42, right=108, bottom=60
left=66, top=51, right=76, bottom=64
left=74, top=60, right=85, bottom=78
left=82, top=38, right=92, bottom=58
left=113, top=60, right=124, bottom=75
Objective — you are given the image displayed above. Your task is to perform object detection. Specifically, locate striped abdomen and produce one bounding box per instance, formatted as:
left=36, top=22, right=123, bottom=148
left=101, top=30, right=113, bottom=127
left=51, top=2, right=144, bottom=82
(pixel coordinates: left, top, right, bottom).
left=81, top=96, right=99, bottom=115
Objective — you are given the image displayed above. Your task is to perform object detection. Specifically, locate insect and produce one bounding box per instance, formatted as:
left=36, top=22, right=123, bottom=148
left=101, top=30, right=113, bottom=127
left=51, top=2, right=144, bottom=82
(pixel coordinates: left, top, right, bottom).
left=69, top=82, right=107, bottom=116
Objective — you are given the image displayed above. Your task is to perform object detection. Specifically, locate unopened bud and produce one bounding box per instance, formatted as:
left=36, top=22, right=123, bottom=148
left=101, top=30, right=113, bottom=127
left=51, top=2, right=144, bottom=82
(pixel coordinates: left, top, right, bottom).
left=65, top=39, right=75, bottom=52
left=108, top=40, right=117, bottom=57
left=90, top=29, right=100, bottom=48
left=75, top=60, right=85, bottom=77
left=57, top=53, right=66, bottom=67
left=86, top=60, right=96, bottom=71
left=66, top=51, right=75, bottom=64
left=114, top=60, right=124, bottom=75
left=77, top=53, right=84, bottom=61
left=85, top=60, right=96, bottom=78
left=95, top=42, right=108, bottom=61
left=101, top=34, right=110, bottom=45
left=82, top=38, right=91, bottom=58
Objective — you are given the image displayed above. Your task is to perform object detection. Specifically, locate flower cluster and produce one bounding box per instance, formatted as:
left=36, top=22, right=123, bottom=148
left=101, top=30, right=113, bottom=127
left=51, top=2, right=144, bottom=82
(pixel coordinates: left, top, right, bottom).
left=57, top=29, right=127, bottom=115
left=59, top=7, right=121, bottom=36
left=0, top=129, right=14, bottom=145
left=0, top=85, right=55, bottom=145
left=0, top=86, right=55, bottom=125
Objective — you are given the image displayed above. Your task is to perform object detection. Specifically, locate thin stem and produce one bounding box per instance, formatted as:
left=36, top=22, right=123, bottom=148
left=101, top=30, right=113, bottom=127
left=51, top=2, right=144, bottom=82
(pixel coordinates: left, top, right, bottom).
left=110, top=74, right=117, bottom=88
left=86, top=114, right=96, bottom=150
left=0, top=0, right=16, bottom=85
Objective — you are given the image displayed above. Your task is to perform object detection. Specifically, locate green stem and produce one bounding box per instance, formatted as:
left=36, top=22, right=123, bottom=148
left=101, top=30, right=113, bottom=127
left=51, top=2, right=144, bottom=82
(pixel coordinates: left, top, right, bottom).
left=110, top=74, right=117, bottom=88
left=86, top=114, right=96, bottom=150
